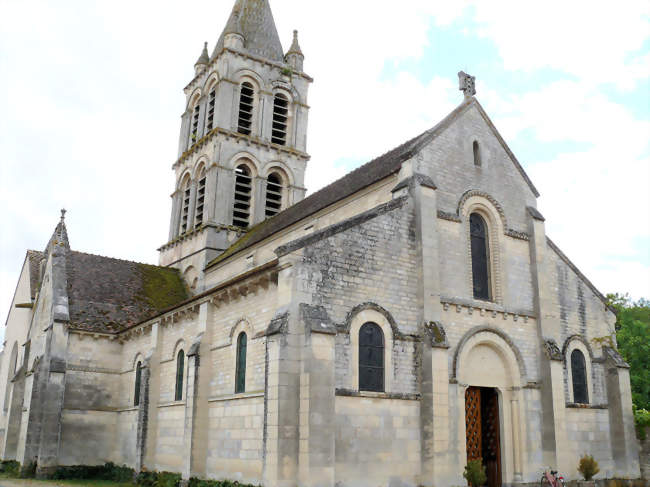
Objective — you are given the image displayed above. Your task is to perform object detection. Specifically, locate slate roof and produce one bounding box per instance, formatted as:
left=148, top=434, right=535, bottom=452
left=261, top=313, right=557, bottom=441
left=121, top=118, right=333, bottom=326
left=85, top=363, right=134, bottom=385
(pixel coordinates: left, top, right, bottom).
left=212, top=0, right=285, bottom=63
left=66, top=251, right=188, bottom=334
left=27, top=250, right=44, bottom=300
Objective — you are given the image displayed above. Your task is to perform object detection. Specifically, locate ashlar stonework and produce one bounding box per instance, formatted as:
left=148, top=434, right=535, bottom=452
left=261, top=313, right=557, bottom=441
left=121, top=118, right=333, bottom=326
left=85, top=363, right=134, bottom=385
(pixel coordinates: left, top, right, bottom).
left=0, top=1, right=642, bottom=486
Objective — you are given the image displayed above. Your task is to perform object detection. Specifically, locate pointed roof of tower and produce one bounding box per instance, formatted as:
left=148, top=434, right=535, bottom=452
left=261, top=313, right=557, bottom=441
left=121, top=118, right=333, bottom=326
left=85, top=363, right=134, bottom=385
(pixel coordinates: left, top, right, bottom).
left=45, top=209, right=70, bottom=255
left=195, top=42, right=210, bottom=66
left=286, top=29, right=303, bottom=57
left=212, top=0, right=285, bottom=63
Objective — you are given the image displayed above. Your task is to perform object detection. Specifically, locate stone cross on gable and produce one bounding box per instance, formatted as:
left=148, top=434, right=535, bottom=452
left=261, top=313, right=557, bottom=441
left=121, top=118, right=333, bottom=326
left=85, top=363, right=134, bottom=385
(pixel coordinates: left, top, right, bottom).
left=458, top=71, right=476, bottom=98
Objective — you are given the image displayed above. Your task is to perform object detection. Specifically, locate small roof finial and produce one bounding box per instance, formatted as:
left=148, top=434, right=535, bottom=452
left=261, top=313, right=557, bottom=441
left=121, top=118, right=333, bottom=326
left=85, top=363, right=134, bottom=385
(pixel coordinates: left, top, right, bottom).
left=60, top=208, right=67, bottom=221
left=458, top=71, right=476, bottom=98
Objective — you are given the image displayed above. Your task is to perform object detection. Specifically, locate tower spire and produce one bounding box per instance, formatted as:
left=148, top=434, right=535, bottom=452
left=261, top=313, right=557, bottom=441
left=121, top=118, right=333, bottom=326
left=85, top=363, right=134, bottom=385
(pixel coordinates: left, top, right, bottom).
left=195, top=42, right=210, bottom=66
left=212, top=0, right=284, bottom=63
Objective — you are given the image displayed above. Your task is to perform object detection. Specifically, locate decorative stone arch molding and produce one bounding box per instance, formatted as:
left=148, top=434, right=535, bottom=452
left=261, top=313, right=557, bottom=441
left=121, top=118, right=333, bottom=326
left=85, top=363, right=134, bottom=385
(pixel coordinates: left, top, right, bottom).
left=131, top=352, right=145, bottom=373
left=562, top=335, right=594, bottom=404
left=227, top=152, right=261, bottom=173
left=202, top=71, right=221, bottom=92
left=452, top=326, right=527, bottom=386
left=177, top=170, right=193, bottom=191
left=186, top=88, right=203, bottom=111
left=458, top=190, right=506, bottom=304
left=344, top=303, right=395, bottom=393
left=234, top=69, right=265, bottom=92
left=270, top=79, right=301, bottom=104
left=229, top=318, right=253, bottom=394
left=192, top=157, right=209, bottom=179
left=261, top=161, right=295, bottom=186
left=171, top=338, right=187, bottom=362
left=228, top=317, right=253, bottom=345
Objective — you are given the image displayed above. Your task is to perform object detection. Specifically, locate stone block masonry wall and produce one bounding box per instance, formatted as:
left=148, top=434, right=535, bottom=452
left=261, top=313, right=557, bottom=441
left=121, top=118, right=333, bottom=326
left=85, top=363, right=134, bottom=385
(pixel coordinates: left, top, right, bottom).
left=206, top=396, right=264, bottom=482
left=641, top=428, right=650, bottom=481
left=299, top=200, right=421, bottom=394
left=565, top=408, right=614, bottom=476
left=335, top=396, right=420, bottom=487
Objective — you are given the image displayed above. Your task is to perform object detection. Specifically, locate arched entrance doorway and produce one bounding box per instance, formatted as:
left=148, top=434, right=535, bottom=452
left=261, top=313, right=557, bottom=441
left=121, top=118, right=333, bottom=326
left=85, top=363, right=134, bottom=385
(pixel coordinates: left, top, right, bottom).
left=455, top=328, right=527, bottom=486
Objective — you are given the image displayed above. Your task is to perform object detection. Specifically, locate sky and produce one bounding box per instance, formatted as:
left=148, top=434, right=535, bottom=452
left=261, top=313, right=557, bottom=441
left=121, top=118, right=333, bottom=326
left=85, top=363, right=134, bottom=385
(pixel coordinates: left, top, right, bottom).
left=1, top=0, right=649, bottom=341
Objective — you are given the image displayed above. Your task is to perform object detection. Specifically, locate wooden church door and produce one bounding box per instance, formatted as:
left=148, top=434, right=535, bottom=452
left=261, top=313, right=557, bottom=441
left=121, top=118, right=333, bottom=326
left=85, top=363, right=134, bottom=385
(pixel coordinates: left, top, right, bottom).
left=465, top=387, right=502, bottom=487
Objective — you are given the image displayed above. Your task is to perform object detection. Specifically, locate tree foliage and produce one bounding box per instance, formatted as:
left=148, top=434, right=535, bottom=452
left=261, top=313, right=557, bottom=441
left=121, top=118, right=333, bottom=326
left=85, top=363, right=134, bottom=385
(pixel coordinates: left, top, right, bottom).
left=607, top=293, right=650, bottom=411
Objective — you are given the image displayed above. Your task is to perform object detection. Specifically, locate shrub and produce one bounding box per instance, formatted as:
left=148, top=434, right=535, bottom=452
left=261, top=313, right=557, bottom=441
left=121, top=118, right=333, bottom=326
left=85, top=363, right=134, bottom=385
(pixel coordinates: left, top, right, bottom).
left=634, top=407, right=650, bottom=440
left=155, top=471, right=182, bottom=487
left=19, top=460, right=36, bottom=478
left=49, top=463, right=134, bottom=482
left=463, top=459, right=487, bottom=487
left=578, top=454, right=600, bottom=481
left=188, top=479, right=262, bottom=487
left=0, top=460, right=20, bottom=476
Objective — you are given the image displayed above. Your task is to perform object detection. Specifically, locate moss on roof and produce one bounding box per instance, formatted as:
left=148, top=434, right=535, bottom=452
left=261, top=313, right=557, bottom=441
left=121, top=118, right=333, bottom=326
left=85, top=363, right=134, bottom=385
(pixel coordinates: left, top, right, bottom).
left=137, top=263, right=189, bottom=311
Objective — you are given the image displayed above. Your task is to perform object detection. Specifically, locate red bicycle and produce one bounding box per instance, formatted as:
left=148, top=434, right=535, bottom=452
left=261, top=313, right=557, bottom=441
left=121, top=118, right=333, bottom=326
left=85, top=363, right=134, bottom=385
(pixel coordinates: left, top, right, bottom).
left=541, top=469, right=565, bottom=487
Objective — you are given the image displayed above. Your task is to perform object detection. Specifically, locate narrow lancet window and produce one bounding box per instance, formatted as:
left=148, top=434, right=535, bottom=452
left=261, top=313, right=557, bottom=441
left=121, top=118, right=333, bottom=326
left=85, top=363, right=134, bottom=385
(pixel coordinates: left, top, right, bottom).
left=180, top=178, right=191, bottom=234
left=175, top=350, right=185, bottom=401
left=134, top=361, right=142, bottom=406
left=571, top=349, right=589, bottom=404
left=195, top=170, right=206, bottom=228
left=206, top=88, right=216, bottom=132
left=359, top=322, right=384, bottom=392
left=470, top=213, right=490, bottom=300
left=271, top=94, right=289, bottom=145
left=237, top=82, right=254, bottom=135
left=265, top=172, right=283, bottom=218
left=235, top=333, right=247, bottom=394
left=473, top=140, right=481, bottom=167
left=233, top=165, right=252, bottom=228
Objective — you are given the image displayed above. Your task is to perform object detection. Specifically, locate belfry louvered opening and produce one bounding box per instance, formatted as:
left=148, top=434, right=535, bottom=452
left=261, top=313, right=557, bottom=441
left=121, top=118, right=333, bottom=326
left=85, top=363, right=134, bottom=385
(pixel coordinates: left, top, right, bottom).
left=271, top=93, right=289, bottom=145
left=237, top=82, right=255, bottom=135
left=195, top=170, right=206, bottom=228
left=180, top=180, right=191, bottom=234
left=265, top=172, right=283, bottom=218
left=190, top=103, right=200, bottom=145
left=233, top=165, right=252, bottom=228
left=206, top=88, right=217, bottom=132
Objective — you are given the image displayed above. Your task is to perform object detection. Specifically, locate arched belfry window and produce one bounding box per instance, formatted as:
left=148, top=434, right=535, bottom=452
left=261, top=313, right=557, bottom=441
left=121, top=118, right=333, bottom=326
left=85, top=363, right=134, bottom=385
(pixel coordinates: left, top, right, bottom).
left=571, top=349, right=589, bottom=404
left=206, top=86, right=217, bottom=132
left=175, top=350, right=185, bottom=401
left=271, top=93, right=289, bottom=145
left=237, top=82, right=255, bottom=135
left=359, top=322, right=384, bottom=392
left=235, top=333, right=247, bottom=394
left=233, top=164, right=252, bottom=228
left=180, top=177, right=191, bottom=234
left=470, top=213, right=490, bottom=301
left=195, top=169, right=206, bottom=228
left=265, top=172, right=284, bottom=218
left=134, top=361, right=142, bottom=406
left=473, top=140, right=481, bottom=167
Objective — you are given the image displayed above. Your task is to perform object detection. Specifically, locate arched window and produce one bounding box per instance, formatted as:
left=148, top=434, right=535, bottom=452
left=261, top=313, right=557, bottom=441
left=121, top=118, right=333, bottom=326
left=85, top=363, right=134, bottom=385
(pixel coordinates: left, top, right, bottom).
left=180, top=177, right=191, bottom=234
left=235, top=333, right=247, bottom=394
left=271, top=93, right=289, bottom=145
left=237, top=82, right=255, bottom=135
left=233, top=164, right=252, bottom=228
left=175, top=350, right=185, bottom=401
left=470, top=213, right=490, bottom=300
left=265, top=172, right=284, bottom=218
left=571, top=349, right=589, bottom=404
left=206, top=86, right=217, bottom=132
left=190, top=102, right=201, bottom=146
left=134, top=361, right=142, bottom=406
left=473, top=140, right=481, bottom=167
left=195, top=169, right=206, bottom=228
left=359, top=322, right=384, bottom=392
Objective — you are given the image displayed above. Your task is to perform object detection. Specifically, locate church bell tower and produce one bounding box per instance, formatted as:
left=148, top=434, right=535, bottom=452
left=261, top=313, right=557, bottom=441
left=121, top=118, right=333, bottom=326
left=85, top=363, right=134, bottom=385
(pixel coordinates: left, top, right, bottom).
left=159, top=0, right=312, bottom=292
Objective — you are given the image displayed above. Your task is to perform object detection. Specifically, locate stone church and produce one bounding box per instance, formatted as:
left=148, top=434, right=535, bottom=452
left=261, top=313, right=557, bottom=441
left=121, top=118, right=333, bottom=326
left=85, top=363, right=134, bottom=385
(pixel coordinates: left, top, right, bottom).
left=0, top=1, right=641, bottom=486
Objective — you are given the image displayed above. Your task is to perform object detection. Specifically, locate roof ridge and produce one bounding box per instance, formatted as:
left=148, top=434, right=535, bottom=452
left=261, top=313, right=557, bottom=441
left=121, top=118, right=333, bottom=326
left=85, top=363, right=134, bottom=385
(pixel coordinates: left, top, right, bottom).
left=69, top=250, right=173, bottom=270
